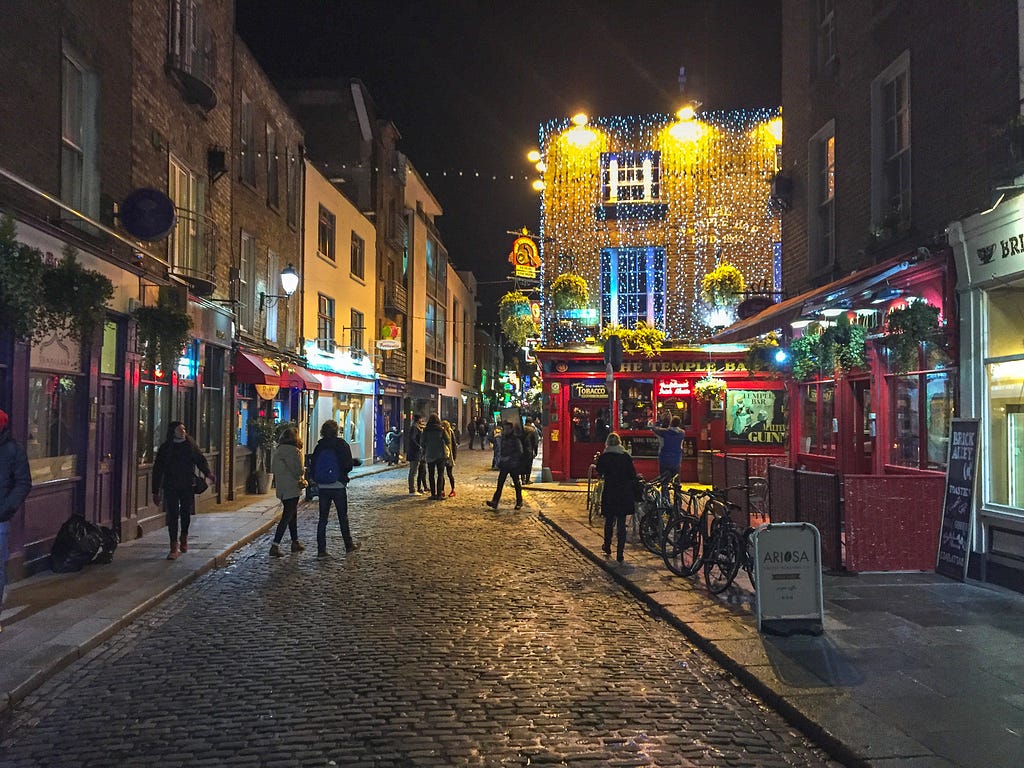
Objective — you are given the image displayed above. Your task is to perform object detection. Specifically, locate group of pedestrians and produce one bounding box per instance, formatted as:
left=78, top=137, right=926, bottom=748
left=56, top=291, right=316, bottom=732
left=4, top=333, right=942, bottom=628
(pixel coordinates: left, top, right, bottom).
left=404, top=414, right=459, bottom=499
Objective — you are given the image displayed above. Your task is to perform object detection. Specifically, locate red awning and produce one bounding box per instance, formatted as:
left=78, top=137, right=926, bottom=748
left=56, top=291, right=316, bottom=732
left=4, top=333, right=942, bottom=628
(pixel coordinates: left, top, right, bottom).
left=234, top=351, right=281, bottom=385
left=281, top=364, right=322, bottom=391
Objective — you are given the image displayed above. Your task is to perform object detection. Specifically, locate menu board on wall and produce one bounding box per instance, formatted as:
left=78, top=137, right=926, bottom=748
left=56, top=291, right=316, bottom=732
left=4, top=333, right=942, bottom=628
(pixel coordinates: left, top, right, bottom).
left=936, top=418, right=980, bottom=581
left=725, top=390, right=788, bottom=446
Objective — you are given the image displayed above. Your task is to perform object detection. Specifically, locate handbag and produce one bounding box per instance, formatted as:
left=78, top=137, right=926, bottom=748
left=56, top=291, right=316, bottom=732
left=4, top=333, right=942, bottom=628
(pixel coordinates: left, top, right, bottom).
left=193, top=470, right=209, bottom=495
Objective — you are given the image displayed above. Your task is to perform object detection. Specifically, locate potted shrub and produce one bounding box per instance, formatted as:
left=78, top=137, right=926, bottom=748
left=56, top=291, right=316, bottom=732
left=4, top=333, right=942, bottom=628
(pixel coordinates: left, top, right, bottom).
left=247, top=415, right=278, bottom=494
left=549, top=272, right=589, bottom=311
left=700, top=263, right=745, bottom=306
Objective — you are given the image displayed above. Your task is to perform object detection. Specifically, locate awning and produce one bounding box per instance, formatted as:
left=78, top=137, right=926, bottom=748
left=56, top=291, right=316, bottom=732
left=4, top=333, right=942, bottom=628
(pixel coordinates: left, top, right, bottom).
left=281, top=364, right=322, bottom=391
left=709, top=253, right=922, bottom=342
left=233, top=351, right=281, bottom=385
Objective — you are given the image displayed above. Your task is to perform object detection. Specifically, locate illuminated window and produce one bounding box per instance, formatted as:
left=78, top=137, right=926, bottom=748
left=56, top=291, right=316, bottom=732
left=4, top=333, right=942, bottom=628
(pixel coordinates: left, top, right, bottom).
left=600, top=151, right=660, bottom=203
left=985, top=282, right=1024, bottom=508
left=265, top=250, right=279, bottom=343
left=600, top=247, right=666, bottom=328
left=799, top=382, right=835, bottom=456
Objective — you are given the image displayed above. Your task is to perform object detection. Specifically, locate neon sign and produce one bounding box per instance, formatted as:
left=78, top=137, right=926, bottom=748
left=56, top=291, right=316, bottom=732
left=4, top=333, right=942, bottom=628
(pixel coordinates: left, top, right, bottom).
left=657, top=378, right=692, bottom=396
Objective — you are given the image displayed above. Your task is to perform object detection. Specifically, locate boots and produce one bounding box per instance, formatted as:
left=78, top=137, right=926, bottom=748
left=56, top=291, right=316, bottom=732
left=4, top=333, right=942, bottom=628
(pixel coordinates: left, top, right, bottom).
left=166, top=542, right=179, bottom=560
left=269, top=543, right=284, bottom=557
left=290, top=540, right=305, bottom=552
left=179, top=535, right=188, bottom=553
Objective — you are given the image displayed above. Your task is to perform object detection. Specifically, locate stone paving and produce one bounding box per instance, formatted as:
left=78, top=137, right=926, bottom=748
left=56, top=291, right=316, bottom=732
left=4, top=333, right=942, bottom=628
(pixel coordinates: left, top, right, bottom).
left=0, top=451, right=838, bottom=767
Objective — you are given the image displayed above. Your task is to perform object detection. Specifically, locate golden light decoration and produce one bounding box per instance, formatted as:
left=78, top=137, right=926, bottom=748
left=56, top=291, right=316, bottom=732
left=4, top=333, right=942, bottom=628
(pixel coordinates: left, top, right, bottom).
left=676, top=104, right=696, bottom=121
left=531, top=179, right=545, bottom=191
left=527, top=149, right=542, bottom=162
left=571, top=112, right=589, bottom=126
left=766, top=117, right=783, bottom=144
left=536, top=108, right=782, bottom=342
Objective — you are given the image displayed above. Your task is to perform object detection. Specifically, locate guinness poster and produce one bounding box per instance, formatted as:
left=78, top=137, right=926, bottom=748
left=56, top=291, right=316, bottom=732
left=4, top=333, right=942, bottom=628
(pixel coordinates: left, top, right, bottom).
left=725, top=390, right=788, bottom=446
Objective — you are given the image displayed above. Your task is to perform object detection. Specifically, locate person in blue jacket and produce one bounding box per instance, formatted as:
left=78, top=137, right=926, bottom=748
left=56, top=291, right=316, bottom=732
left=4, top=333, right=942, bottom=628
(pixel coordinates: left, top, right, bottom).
left=652, top=416, right=686, bottom=499
left=0, top=408, right=32, bottom=633
left=309, top=420, right=360, bottom=557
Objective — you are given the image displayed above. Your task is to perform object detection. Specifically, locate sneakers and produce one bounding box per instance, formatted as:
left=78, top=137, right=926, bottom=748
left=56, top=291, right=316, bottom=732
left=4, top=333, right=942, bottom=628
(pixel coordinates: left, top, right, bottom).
left=409, top=491, right=418, bottom=495
left=269, top=543, right=284, bottom=558
left=448, top=490, right=456, bottom=497
left=166, top=544, right=179, bottom=560
left=291, top=540, right=305, bottom=552
left=485, top=500, right=498, bottom=509
left=179, top=536, right=188, bottom=553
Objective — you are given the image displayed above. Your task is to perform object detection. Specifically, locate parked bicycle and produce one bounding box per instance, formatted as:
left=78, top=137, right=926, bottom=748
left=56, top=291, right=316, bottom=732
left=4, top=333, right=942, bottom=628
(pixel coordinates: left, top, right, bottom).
left=636, top=472, right=677, bottom=554
left=585, top=452, right=603, bottom=525
left=701, top=486, right=757, bottom=594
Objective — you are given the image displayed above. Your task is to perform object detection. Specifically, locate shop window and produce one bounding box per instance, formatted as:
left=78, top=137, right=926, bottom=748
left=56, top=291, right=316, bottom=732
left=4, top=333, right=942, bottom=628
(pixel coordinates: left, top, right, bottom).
left=236, top=384, right=255, bottom=447
left=198, top=346, right=224, bottom=454
left=138, top=377, right=171, bottom=464
left=799, top=382, right=835, bottom=456
left=889, top=371, right=954, bottom=471
left=100, top=321, right=118, bottom=375
left=986, top=359, right=1024, bottom=508
left=26, top=373, right=80, bottom=482
left=617, top=379, right=654, bottom=431
left=987, top=283, right=1024, bottom=358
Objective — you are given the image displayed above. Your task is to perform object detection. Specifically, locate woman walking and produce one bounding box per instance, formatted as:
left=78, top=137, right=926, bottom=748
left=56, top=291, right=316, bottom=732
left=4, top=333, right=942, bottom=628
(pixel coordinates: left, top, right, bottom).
left=595, top=432, right=638, bottom=563
left=268, top=427, right=307, bottom=557
left=485, top=421, right=524, bottom=510
left=152, top=421, right=215, bottom=560
left=420, top=414, right=451, bottom=499
left=441, top=419, right=458, bottom=496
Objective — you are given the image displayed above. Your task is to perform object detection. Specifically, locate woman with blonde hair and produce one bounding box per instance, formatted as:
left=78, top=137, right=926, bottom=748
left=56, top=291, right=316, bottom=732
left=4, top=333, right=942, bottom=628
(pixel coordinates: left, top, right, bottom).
left=595, top=432, right=638, bottom=563
left=269, top=426, right=307, bottom=557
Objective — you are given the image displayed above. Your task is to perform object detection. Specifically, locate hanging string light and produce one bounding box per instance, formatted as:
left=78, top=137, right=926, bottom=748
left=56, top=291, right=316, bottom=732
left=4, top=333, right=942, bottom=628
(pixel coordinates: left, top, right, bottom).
left=535, top=108, right=782, bottom=344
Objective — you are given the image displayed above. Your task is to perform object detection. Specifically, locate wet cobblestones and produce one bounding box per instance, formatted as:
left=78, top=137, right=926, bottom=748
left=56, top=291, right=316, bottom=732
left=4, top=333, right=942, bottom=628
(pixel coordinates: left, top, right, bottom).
left=0, top=455, right=839, bottom=766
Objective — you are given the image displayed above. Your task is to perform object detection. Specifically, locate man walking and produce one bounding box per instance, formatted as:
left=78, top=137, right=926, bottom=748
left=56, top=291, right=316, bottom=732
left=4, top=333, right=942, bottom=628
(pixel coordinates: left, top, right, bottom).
left=0, top=409, right=32, bottom=632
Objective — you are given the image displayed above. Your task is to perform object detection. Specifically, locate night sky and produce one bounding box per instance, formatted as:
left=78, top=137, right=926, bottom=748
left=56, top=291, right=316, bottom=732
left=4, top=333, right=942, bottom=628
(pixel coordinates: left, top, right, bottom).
left=234, top=0, right=781, bottom=313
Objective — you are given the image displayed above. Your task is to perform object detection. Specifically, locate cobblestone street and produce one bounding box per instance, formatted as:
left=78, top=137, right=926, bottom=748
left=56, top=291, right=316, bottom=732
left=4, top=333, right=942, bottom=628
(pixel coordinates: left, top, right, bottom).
left=0, top=451, right=838, bottom=767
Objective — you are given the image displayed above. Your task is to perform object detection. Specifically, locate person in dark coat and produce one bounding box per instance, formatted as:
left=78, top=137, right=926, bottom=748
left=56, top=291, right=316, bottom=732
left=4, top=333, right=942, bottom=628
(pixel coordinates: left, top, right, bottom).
left=520, top=418, right=539, bottom=485
left=404, top=415, right=426, bottom=494
left=420, top=414, right=451, bottom=499
left=486, top=421, right=524, bottom=510
left=0, top=408, right=32, bottom=632
left=595, top=432, right=638, bottom=563
left=152, top=421, right=214, bottom=561
left=309, top=420, right=360, bottom=557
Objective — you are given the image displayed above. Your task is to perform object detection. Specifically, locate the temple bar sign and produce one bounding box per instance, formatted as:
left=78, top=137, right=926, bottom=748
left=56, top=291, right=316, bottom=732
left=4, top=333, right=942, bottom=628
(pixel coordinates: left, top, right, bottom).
left=618, top=360, right=747, bottom=373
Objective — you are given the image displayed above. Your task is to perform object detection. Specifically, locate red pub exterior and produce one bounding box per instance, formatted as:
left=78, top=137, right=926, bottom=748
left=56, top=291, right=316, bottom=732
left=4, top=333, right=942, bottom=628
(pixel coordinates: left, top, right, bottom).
left=535, top=345, right=786, bottom=481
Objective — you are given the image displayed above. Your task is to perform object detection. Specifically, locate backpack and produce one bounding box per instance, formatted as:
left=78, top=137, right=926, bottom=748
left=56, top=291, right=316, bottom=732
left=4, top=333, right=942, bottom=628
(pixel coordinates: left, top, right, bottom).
left=312, top=447, right=340, bottom=485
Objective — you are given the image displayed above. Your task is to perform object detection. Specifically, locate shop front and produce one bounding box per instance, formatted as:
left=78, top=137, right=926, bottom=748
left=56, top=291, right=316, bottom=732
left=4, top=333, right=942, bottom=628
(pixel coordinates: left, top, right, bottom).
left=536, top=346, right=785, bottom=482
left=950, top=202, right=1024, bottom=591
left=374, top=377, right=405, bottom=462
left=407, top=382, right=438, bottom=420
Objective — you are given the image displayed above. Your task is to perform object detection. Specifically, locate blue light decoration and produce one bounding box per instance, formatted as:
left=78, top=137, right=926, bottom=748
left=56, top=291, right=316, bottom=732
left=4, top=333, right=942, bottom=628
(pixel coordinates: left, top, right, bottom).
left=536, top=108, right=782, bottom=345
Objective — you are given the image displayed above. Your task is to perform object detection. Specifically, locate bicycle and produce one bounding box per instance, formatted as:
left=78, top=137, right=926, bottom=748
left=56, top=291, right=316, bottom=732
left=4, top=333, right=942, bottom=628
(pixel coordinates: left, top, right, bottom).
left=661, top=485, right=708, bottom=577
left=585, top=452, right=604, bottom=525
left=701, top=487, right=754, bottom=594
left=637, top=473, right=677, bottom=554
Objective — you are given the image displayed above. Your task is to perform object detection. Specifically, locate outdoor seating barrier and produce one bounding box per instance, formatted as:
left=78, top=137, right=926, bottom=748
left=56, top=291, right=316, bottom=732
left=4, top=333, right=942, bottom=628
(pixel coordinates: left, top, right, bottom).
left=767, top=465, right=842, bottom=570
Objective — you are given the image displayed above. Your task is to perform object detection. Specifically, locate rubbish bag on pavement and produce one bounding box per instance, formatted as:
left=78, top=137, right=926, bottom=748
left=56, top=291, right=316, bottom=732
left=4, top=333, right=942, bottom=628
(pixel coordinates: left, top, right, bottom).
left=50, top=514, right=119, bottom=572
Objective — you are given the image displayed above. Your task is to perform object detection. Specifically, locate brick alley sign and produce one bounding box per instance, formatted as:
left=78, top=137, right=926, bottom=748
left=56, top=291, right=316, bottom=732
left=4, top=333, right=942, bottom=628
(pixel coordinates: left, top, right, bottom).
left=936, top=418, right=980, bottom=581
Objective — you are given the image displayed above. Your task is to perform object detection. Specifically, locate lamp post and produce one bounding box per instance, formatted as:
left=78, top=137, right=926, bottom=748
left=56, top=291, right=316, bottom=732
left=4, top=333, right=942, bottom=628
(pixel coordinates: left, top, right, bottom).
left=259, top=263, right=299, bottom=311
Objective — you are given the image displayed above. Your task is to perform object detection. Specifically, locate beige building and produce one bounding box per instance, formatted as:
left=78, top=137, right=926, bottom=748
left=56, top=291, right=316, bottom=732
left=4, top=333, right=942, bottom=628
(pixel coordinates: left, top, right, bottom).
left=301, top=161, right=377, bottom=462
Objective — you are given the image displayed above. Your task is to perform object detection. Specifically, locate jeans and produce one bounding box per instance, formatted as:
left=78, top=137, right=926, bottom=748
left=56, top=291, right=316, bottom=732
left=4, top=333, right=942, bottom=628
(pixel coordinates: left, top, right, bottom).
left=164, top=487, right=195, bottom=543
left=0, top=520, right=8, bottom=611
left=428, top=459, right=446, bottom=496
left=317, top=486, right=352, bottom=553
left=491, top=468, right=523, bottom=506
left=604, top=512, right=628, bottom=559
left=408, top=459, right=426, bottom=492
left=273, top=496, right=300, bottom=544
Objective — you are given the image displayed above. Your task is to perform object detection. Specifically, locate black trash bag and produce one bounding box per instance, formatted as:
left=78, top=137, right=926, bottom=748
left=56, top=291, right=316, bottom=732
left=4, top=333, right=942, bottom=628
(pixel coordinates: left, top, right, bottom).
left=51, top=514, right=111, bottom=573
left=93, top=524, right=119, bottom=564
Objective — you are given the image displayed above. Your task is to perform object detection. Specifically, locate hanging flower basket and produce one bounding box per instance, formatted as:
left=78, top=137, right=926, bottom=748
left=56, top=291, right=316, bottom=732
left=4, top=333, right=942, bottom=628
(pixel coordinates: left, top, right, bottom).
left=133, top=302, right=193, bottom=373
left=694, top=375, right=728, bottom=404
left=498, top=290, right=536, bottom=347
left=549, top=272, right=589, bottom=311
left=879, top=300, right=941, bottom=373
left=598, top=321, right=666, bottom=358
left=700, top=263, right=745, bottom=306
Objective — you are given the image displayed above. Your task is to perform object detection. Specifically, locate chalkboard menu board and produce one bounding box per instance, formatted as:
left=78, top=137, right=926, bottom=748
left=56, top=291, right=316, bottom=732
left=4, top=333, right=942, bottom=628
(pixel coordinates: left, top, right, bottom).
left=624, top=435, right=661, bottom=458
left=936, top=418, right=980, bottom=581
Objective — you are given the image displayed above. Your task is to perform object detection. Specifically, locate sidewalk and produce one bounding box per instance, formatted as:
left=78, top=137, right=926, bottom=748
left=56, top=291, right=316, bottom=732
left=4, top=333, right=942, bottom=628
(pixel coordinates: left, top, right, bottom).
left=530, top=478, right=1024, bottom=768
left=0, top=462, right=397, bottom=715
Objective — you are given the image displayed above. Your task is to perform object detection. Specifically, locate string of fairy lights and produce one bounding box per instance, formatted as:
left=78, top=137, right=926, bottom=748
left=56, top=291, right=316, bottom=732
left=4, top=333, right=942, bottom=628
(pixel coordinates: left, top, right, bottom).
left=535, top=108, right=782, bottom=343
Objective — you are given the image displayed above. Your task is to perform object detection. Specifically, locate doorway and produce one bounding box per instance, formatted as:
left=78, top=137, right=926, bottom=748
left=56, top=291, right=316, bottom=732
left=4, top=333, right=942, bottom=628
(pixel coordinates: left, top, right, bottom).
left=851, top=378, right=874, bottom=474
left=569, top=402, right=611, bottom=478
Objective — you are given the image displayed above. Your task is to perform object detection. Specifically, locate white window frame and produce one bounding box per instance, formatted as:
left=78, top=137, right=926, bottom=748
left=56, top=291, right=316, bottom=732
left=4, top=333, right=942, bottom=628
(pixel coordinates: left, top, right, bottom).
left=807, top=120, right=836, bottom=274
left=601, top=151, right=660, bottom=203
left=599, top=247, right=666, bottom=328
left=61, top=48, right=99, bottom=219
left=168, top=155, right=207, bottom=276
left=350, top=231, right=365, bottom=279
left=871, top=51, right=911, bottom=230
left=317, top=294, right=335, bottom=353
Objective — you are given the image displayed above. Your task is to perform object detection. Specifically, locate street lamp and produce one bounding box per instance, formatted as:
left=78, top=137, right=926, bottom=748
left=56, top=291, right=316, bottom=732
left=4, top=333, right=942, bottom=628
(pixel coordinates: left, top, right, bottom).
left=260, top=263, right=299, bottom=311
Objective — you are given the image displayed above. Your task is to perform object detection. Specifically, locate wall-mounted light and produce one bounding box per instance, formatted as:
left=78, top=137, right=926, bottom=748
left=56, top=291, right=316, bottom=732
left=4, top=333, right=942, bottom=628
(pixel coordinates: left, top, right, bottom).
left=259, top=263, right=299, bottom=311
left=790, top=318, right=812, bottom=329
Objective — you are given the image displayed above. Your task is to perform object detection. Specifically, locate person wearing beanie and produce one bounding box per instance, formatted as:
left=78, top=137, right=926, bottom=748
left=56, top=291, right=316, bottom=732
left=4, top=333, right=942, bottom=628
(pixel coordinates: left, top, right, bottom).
left=0, top=408, right=33, bottom=631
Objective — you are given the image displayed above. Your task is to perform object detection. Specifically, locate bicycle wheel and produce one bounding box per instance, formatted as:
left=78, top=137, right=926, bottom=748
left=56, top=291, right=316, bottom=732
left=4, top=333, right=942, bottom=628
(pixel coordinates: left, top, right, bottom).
left=588, top=479, right=604, bottom=525
left=703, top=527, right=742, bottom=594
left=662, top=513, right=701, bottom=577
left=639, top=504, right=670, bottom=554
left=742, top=527, right=757, bottom=590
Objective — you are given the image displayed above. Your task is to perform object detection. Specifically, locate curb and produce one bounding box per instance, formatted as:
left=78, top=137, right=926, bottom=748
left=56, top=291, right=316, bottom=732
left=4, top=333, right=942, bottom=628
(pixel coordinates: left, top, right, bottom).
left=538, top=510, right=870, bottom=768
